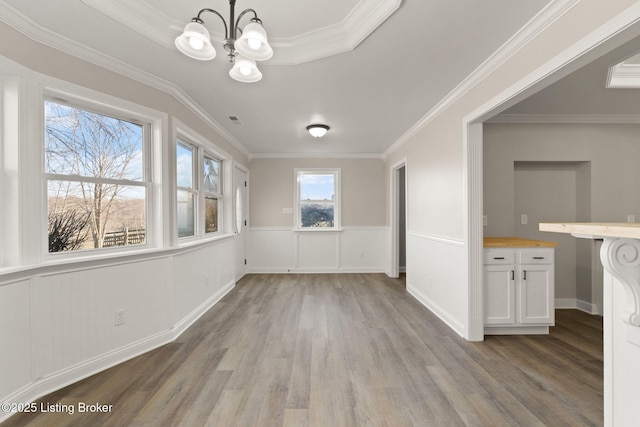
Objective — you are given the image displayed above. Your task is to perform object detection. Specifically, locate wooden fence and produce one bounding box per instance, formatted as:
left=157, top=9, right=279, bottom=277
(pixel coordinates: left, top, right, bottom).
left=103, top=228, right=146, bottom=247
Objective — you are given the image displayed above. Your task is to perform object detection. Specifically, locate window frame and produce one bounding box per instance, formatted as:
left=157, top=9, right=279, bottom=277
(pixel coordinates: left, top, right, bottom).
left=175, top=129, right=225, bottom=243
left=203, top=153, right=222, bottom=235
left=294, top=168, right=341, bottom=231
left=176, top=140, right=198, bottom=239
left=42, top=95, right=154, bottom=256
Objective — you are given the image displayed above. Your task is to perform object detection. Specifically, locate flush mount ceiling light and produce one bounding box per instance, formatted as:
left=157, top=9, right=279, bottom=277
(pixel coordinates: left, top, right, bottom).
left=175, top=0, right=273, bottom=83
left=306, top=124, right=330, bottom=138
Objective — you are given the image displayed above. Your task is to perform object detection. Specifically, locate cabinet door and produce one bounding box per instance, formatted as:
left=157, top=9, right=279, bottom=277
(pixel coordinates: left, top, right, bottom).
left=484, top=265, right=515, bottom=324
left=518, top=264, right=554, bottom=324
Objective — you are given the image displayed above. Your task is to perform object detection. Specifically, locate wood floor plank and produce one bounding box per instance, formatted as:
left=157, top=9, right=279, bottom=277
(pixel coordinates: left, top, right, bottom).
left=282, top=409, right=308, bottom=427
left=1, top=273, right=604, bottom=426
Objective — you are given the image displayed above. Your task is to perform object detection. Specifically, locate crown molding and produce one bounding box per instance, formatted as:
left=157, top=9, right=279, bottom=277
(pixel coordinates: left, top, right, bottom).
left=249, top=152, right=383, bottom=160
left=0, top=1, right=250, bottom=158
left=607, top=61, right=640, bottom=88
left=487, top=113, right=640, bottom=124
left=81, top=0, right=401, bottom=66
left=79, top=0, right=181, bottom=50
left=382, top=0, right=580, bottom=160
left=269, top=0, right=401, bottom=65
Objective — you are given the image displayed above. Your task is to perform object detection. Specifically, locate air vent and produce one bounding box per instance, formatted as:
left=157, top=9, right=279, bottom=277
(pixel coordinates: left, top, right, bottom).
left=229, top=116, right=242, bottom=124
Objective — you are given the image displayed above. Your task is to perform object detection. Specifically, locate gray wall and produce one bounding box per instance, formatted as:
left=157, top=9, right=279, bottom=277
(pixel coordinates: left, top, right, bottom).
left=250, top=157, right=385, bottom=228
left=484, top=122, right=640, bottom=308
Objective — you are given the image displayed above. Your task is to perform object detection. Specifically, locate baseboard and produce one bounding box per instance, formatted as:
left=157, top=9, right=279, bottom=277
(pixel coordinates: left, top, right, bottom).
left=0, top=280, right=236, bottom=424
left=575, top=299, right=600, bottom=315
left=1, top=329, right=173, bottom=424
left=172, top=280, right=236, bottom=339
left=485, top=325, right=550, bottom=335
left=247, top=267, right=386, bottom=274
left=555, top=297, right=601, bottom=315
left=406, top=283, right=465, bottom=338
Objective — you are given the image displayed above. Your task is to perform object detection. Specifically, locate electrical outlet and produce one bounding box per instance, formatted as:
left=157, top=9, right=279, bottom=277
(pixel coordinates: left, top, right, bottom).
left=114, top=309, right=125, bottom=326
left=628, top=214, right=636, bottom=223
left=520, top=214, right=528, bottom=225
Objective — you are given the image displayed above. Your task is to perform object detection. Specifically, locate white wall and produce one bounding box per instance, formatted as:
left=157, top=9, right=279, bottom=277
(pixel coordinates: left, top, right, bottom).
left=249, top=227, right=386, bottom=273
left=249, top=157, right=387, bottom=273
left=406, top=233, right=467, bottom=334
left=0, top=21, right=245, bottom=423
left=381, top=1, right=640, bottom=423
left=0, top=279, right=31, bottom=400
left=0, top=238, right=236, bottom=423
left=384, top=0, right=640, bottom=343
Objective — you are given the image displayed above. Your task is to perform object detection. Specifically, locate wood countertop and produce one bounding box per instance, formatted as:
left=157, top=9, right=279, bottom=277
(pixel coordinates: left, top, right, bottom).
left=484, top=237, right=558, bottom=248
left=539, top=222, right=640, bottom=239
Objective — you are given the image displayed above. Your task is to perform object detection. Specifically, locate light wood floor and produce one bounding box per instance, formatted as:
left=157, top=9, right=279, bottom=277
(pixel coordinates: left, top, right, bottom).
left=2, top=273, right=603, bottom=426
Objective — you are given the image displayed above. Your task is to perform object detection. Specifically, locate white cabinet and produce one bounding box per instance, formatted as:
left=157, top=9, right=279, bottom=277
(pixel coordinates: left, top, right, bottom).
left=484, top=246, right=555, bottom=335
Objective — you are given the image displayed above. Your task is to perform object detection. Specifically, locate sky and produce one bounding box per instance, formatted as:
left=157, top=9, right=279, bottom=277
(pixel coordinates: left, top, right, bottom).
left=300, top=173, right=335, bottom=200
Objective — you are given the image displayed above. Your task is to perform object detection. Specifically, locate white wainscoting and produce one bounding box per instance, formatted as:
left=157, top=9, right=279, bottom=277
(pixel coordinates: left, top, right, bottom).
left=248, top=227, right=386, bottom=273
left=406, top=231, right=467, bottom=337
left=0, top=236, right=236, bottom=423
left=0, top=279, right=32, bottom=403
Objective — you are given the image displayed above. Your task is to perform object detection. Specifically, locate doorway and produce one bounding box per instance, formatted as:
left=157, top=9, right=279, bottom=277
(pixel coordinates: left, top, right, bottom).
left=390, top=160, right=407, bottom=280
left=234, top=164, right=249, bottom=281
left=465, top=19, right=640, bottom=341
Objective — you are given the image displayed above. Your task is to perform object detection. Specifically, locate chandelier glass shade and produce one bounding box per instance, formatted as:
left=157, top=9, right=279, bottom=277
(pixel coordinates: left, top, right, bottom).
left=235, top=22, right=273, bottom=61
left=174, top=22, right=216, bottom=60
left=175, top=0, right=272, bottom=82
left=229, top=55, right=262, bottom=83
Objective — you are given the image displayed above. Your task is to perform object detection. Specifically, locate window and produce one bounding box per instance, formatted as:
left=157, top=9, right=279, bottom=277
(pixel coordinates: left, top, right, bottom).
left=44, top=100, right=148, bottom=253
left=203, top=155, right=221, bottom=234
left=176, top=142, right=196, bottom=238
left=176, top=138, right=223, bottom=239
left=295, top=169, right=341, bottom=230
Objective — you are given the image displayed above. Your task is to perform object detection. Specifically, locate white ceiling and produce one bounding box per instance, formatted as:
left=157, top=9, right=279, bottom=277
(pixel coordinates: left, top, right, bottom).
left=0, top=0, right=554, bottom=156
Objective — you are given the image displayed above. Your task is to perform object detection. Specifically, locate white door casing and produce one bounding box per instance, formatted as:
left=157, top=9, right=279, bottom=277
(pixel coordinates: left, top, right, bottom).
left=234, top=164, right=248, bottom=281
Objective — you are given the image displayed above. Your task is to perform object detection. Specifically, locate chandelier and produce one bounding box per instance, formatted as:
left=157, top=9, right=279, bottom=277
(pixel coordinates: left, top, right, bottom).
left=175, top=0, right=273, bottom=83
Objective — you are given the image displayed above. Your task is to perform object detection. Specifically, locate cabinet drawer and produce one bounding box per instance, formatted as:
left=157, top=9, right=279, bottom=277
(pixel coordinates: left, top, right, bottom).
left=519, top=249, right=553, bottom=265
left=484, top=250, right=515, bottom=265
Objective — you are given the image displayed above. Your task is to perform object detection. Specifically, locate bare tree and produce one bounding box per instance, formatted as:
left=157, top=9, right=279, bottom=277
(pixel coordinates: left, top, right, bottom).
left=48, top=210, right=90, bottom=252
left=45, top=101, right=144, bottom=249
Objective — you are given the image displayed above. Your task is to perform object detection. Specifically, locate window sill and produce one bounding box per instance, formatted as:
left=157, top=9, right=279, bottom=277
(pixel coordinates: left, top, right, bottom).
left=177, top=233, right=234, bottom=250
left=0, top=233, right=235, bottom=286
left=294, top=227, right=344, bottom=233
